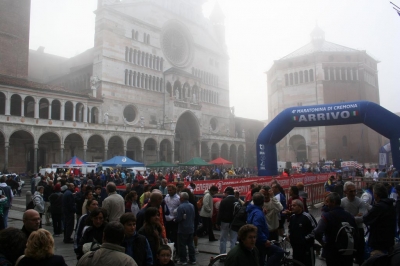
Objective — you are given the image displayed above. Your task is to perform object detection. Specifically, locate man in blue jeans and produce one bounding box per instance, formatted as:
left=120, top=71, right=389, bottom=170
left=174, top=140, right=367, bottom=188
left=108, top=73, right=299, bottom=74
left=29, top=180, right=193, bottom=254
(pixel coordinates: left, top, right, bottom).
left=175, top=191, right=196, bottom=265
left=247, top=192, right=284, bottom=266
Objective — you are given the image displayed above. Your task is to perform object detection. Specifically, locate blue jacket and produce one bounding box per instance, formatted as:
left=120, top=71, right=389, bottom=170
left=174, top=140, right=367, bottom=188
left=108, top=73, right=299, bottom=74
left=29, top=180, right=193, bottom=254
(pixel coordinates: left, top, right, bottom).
left=247, top=204, right=269, bottom=245
left=62, top=189, right=76, bottom=214
left=176, top=200, right=195, bottom=234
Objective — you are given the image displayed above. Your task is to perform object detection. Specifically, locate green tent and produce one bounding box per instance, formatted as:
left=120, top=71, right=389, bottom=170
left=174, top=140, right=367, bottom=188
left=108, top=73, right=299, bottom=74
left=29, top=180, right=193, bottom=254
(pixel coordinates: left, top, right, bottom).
left=179, top=157, right=212, bottom=166
left=146, top=161, right=178, bottom=168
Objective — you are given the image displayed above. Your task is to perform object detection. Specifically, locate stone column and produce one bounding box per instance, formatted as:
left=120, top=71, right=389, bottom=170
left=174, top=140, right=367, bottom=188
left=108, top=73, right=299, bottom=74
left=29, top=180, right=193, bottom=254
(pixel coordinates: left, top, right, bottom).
left=156, top=147, right=160, bottom=162
left=48, top=101, right=52, bottom=119
left=34, top=99, right=39, bottom=118
left=83, top=145, right=87, bottom=162
left=60, top=101, right=65, bottom=121
left=208, top=143, right=212, bottom=162
left=4, top=142, right=9, bottom=171
left=83, top=105, right=88, bottom=123
left=124, top=145, right=127, bottom=157
left=21, top=100, right=25, bottom=117
left=141, top=147, right=144, bottom=163
left=104, top=148, right=108, bottom=161
left=88, top=107, right=92, bottom=123
left=60, top=144, right=64, bottom=163
left=235, top=148, right=238, bottom=166
left=5, top=94, right=10, bottom=115
left=72, top=102, right=76, bottom=122
left=218, top=148, right=221, bottom=158
left=171, top=149, right=175, bottom=163
left=198, top=138, right=201, bottom=158
left=33, top=144, right=38, bottom=174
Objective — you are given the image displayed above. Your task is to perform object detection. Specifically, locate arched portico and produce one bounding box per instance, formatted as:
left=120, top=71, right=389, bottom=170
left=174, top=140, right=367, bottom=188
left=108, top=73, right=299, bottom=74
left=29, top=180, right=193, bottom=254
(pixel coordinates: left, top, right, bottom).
left=38, top=132, right=61, bottom=168
left=257, top=101, right=400, bottom=176
left=9, top=130, right=35, bottom=173
left=175, top=111, right=200, bottom=163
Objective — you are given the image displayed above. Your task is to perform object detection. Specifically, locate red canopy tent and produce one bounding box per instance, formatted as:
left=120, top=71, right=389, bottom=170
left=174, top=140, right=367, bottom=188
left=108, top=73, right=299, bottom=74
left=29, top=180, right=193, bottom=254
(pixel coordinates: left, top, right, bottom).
left=209, top=157, right=233, bottom=165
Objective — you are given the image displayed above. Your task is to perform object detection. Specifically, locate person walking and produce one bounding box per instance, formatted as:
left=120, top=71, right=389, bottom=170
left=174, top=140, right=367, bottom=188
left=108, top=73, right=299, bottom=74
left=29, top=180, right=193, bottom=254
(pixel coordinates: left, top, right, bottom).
left=62, top=183, right=76, bottom=244
left=0, top=175, right=13, bottom=228
left=216, top=186, right=238, bottom=255
left=102, top=182, right=125, bottom=222
left=200, top=185, right=219, bottom=241
left=32, top=186, right=45, bottom=228
left=175, top=192, right=196, bottom=265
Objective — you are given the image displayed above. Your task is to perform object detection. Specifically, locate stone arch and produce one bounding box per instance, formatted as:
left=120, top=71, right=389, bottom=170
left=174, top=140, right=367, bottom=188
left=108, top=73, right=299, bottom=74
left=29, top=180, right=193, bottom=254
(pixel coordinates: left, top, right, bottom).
left=24, top=96, right=35, bottom=117
left=289, top=135, right=307, bottom=162
left=211, top=143, right=219, bottom=160
left=238, top=144, right=245, bottom=167
left=51, top=99, right=61, bottom=120
left=38, top=132, right=61, bottom=168
left=166, top=81, right=172, bottom=97
left=64, top=101, right=73, bottom=121
left=64, top=133, right=84, bottom=160
left=107, top=135, right=124, bottom=158
left=159, top=139, right=172, bottom=162
left=0, top=92, right=5, bottom=115
left=38, top=98, right=49, bottom=119
left=221, top=143, right=229, bottom=159
left=229, top=144, right=237, bottom=166
left=75, top=102, right=85, bottom=122
left=144, top=138, right=157, bottom=164
left=175, top=111, right=200, bottom=163
left=87, top=134, right=105, bottom=162
left=173, top=80, right=182, bottom=99
left=9, top=129, right=35, bottom=172
left=127, top=137, right=142, bottom=161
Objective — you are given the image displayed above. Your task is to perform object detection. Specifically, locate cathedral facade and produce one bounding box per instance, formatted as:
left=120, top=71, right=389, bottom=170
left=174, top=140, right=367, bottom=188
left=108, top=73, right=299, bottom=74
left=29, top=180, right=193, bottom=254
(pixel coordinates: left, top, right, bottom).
left=266, top=27, right=383, bottom=165
left=0, top=0, right=260, bottom=174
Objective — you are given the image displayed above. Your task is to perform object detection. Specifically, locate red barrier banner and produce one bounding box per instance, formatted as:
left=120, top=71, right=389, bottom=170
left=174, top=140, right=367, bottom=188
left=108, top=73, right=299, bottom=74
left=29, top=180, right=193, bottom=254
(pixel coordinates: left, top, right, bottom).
left=185, top=173, right=332, bottom=195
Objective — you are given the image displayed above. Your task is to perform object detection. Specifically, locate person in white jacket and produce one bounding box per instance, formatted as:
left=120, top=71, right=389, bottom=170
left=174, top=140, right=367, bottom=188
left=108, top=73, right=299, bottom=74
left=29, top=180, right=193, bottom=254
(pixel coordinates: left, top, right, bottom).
left=199, top=185, right=219, bottom=241
left=261, top=186, right=283, bottom=241
left=33, top=186, right=45, bottom=228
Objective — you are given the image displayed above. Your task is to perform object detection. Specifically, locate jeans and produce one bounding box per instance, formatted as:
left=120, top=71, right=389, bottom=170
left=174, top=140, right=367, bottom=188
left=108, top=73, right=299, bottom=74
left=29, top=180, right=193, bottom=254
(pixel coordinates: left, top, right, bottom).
left=64, top=213, right=75, bottom=241
left=201, top=216, right=215, bottom=240
left=44, top=201, right=51, bottom=224
left=3, top=207, right=9, bottom=228
left=219, top=222, right=237, bottom=253
left=178, top=233, right=196, bottom=263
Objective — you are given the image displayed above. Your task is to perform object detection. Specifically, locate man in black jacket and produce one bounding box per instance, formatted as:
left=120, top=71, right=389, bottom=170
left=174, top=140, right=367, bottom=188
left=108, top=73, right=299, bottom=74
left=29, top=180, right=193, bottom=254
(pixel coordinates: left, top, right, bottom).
left=363, top=183, right=396, bottom=257
left=216, top=186, right=238, bottom=255
left=62, top=183, right=76, bottom=244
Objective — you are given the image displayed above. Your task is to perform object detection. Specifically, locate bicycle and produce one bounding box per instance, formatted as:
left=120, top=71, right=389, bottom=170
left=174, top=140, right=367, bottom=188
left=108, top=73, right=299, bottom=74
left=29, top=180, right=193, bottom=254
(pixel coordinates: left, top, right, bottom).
left=208, top=253, right=227, bottom=266
left=271, top=236, right=305, bottom=266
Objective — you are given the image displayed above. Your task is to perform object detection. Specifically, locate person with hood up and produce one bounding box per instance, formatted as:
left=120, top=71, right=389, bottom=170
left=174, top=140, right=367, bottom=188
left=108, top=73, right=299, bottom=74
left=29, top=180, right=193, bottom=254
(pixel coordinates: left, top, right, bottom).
left=363, top=183, right=396, bottom=257
left=33, top=186, right=45, bottom=228
left=246, top=192, right=284, bottom=266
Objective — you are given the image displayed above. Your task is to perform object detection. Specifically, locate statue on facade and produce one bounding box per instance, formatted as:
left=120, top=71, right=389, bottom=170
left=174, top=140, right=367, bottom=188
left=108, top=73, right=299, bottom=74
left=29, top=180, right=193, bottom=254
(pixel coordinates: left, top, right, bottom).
left=90, top=75, right=100, bottom=97
left=140, top=116, right=145, bottom=127
left=103, top=112, right=109, bottom=124
left=175, top=88, right=180, bottom=100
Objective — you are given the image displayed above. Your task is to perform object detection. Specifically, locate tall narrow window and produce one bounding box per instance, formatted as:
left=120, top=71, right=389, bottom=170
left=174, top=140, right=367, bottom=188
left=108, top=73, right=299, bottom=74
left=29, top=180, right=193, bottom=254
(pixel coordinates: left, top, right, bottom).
left=304, top=70, right=309, bottom=82
left=284, top=74, right=288, bottom=86
left=289, top=73, right=293, bottom=85
left=309, top=69, right=314, bottom=82
left=294, top=72, right=299, bottom=84
left=299, top=71, right=304, bottom=83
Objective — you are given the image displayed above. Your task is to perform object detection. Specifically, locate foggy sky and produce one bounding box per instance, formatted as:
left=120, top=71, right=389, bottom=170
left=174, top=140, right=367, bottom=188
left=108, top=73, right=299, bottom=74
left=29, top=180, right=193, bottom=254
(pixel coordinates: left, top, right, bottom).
left=29, top=0, right=400, bottom=121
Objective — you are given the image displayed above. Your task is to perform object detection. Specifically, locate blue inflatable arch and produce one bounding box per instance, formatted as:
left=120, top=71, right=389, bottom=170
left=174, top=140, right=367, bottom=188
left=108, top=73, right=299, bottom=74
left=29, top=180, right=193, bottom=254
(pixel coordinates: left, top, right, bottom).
left=257, top=101, right=400, bottom=176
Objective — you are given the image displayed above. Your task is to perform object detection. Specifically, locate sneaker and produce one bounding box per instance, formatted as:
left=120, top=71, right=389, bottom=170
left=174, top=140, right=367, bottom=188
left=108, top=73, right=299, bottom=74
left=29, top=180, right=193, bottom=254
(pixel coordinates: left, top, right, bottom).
left=195, top=247, right=199, bottom=254
left=176, top=262, right=187, bottom=265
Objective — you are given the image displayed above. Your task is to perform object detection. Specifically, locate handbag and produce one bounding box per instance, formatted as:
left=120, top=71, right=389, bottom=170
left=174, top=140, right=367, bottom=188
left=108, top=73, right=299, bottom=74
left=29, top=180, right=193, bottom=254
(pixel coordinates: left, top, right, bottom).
left=82, top=241, right=101, bottom=254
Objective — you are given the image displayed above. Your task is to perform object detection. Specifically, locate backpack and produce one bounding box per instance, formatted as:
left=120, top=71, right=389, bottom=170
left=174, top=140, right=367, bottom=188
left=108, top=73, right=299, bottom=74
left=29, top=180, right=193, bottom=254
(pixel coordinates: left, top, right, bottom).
left=230, top=202, right=247, bottom=232
left=26, top=195, right=37, bottom=210
left=335, top=221, right=356, bottom=256
left=197, top=196, right=204, bottom=210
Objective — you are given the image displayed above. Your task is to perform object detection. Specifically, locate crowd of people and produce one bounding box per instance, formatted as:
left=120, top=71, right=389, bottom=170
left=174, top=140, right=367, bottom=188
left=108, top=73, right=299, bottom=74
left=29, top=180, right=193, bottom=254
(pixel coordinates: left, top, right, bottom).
left=1, top=168, right=400, bottom=266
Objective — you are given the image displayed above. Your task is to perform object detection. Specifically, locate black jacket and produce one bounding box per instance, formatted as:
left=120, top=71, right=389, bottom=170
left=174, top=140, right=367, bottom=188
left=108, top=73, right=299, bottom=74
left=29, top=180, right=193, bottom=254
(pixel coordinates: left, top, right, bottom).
left=217, top=195, right=238, bottom=224
left=49, top=192, right=63, bottom=214
left=363, top=198, right=396, bottom=250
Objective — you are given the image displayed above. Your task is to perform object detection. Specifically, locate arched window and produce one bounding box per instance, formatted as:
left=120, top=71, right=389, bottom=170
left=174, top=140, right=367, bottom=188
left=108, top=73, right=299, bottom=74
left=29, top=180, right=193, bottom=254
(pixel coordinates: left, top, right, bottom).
left=309, top=69, right=314, bottom=82
left=304, top=70, right=309, bottom=82
left=294, top=72, right=299, bottom=84
left=284, top=74, right=288, bottom=86
left=129, top=70, right=132, bottom=86
left=342, top=136, right=347, bottom=147
left=137, top=72, right=141, bottom=87
left=289, top=73, right=293, bottom=85
left=133, top=49, right=137, bottom=64
left=133, top=72, right=136, bottom=87
left=125, top=47, right=129, bottom=61
left=347, top=68, right=352, bottom=81
left=149, top=55, right=153, bottom=69
left=129, top=48, right=133, bottom=63
left=299, top=71, right=304, bottom=83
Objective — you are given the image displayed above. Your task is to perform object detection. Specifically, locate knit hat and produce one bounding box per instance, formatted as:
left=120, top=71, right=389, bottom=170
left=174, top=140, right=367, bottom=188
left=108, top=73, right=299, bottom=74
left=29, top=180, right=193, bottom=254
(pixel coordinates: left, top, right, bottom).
left=54, top=184, right=61, bottom=192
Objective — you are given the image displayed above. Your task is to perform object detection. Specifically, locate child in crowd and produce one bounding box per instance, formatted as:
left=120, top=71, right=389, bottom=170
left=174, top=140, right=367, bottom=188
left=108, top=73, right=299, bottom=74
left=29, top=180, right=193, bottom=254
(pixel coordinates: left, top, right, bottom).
left=155, top=245, right=175, bottom=266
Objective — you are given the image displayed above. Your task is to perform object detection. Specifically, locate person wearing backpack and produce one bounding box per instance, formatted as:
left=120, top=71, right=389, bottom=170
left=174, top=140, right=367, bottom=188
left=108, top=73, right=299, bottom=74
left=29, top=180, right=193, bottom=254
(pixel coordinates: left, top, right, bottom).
left=363, top=183, right=396, bottom=258
left=216, top=186, right=238, bottom=255
left=309, top=192, right=357, bottom=266
left=200, top=185, right=219, bottom=241
left=247, top=192, right=284, bottom=266
left=341, top=181, right=368, bottom=264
